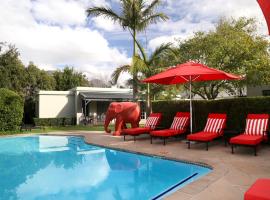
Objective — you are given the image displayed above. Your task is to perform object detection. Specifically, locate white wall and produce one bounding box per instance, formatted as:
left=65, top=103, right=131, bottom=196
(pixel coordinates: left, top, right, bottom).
left=38, top=91, right=75, bottom=118
left=247, top=85, right=270, bottom=96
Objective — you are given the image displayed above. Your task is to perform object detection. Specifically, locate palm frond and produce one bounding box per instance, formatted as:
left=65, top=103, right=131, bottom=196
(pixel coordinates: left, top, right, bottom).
left=111, top=65, right=130, bottom=84
left=148, top=43, right=172, bottom=64
left=131, top=55, right=148, bottom=74
left=86, top=7, right=123, bottom=24
left=143, top=0, right=162, bottom=16
left=140, top=13, right=168, bottom=31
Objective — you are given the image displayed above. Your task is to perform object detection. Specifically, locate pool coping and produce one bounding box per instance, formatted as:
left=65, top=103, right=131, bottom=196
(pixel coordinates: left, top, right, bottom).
left=72, top=134, right=213, bottom=170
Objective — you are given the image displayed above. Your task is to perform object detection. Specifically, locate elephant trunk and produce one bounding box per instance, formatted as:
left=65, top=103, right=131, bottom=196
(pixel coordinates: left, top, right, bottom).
left=104, top=115, right=112, bottom=133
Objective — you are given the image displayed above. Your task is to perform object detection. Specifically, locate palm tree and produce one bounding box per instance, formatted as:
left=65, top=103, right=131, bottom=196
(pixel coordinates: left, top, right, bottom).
left=112, top=39, right=172, bottom=116
left=86, top=0, right=168, bottom=100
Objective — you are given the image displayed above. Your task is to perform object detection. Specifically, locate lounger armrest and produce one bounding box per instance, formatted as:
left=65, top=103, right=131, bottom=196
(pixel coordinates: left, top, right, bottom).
left=217, top=128, right=225, bottom=135
left=154, top=126, right=166, bottom=130
left=149, top=125, right=158, bottom=130
left=263, top=130, right=269, bottom=137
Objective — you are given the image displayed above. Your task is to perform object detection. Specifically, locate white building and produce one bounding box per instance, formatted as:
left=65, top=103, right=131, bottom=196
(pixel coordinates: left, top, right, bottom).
left=37, top=87, right=136, bottom=125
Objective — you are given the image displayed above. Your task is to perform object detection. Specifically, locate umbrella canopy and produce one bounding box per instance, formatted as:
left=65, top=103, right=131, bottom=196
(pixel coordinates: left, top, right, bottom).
left=257, top=0, right=270, bottom=35
left=142, top=61, right=242, bottom=133
left=143, top=62, right=241, bottom=84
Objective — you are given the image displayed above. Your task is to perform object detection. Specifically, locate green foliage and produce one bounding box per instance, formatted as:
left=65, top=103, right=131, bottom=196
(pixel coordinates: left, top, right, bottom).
left=153, top=97, right=270, bottom=132
left=0, top=44, right=26, bottom=95
left=0, top=88, right=24, bottom=131
left=53, top=67, right=89, bottom=91
left=24, top=62, right=55, bottom=98
left=34, top=117, right=76, bottom=127
left=171, top=17, right=270, bottom=99
left=112, top=39, right=173, bottom=114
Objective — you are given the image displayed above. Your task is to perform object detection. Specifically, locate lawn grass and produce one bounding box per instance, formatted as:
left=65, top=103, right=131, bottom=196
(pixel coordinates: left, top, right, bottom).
left=0, top=125, right=114, bottom=136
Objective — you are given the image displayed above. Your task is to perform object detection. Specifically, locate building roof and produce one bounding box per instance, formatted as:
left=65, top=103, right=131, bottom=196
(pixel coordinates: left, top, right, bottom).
left=72, top=86, right=132, bottom=93
left=80, top=92, right=133, bottom=101
left=38, top=87, right=133, bottom=96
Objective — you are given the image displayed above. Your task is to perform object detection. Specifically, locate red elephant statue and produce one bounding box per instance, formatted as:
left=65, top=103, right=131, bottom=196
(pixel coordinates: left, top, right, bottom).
left=104, top=102, right=141, bottom=136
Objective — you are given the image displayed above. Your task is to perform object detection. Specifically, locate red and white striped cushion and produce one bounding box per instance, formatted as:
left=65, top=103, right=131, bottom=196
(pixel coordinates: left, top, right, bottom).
left=204, top=118, right=225, bottom=133
left=170, top=117, right=189, bottom=130
left=244, top=118, right=268, bottom=136
left=145, top=117, right=159, bottom=129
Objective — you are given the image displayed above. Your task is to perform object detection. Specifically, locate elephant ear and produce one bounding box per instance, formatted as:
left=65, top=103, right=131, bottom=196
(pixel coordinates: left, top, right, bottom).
left=114, top=104, right=123, bottom=113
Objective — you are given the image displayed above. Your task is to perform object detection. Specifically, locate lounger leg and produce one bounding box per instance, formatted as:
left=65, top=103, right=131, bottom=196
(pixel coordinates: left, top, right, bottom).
left=151, top=136, right=153, bottom=144
left=206, top=142, right=208, bottom=151
left=124, top=135, right=126, bottom=141
left=188, top=141, right=191, bottom=149
left=163, top=138, right=166, bottom=146
left=231, top=144, right=234, bottom=154
left=254, top=145, right=257, bottom=156
left=134, top=136, right=136, bottom=142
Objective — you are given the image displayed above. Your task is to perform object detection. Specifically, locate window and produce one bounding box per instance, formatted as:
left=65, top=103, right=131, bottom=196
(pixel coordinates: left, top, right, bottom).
left=262, top=90, right=270, bottom=96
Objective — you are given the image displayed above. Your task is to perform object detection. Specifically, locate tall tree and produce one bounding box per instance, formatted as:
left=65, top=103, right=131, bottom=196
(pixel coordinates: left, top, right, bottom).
left=112, top=40, right=172, bottom=115
left=0, top=43, right=26, bottom=95
left=86, top=0, right=168, bottom=100
left=175, top=17, right=270, bottom=99
left=24, top=62, right=55, bottom=99
left=53, top=67, right=89, bottom=91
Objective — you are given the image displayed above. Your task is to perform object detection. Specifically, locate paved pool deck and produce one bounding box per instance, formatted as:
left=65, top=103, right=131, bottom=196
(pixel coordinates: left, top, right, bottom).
left=7, top=131, right=270, bottom=199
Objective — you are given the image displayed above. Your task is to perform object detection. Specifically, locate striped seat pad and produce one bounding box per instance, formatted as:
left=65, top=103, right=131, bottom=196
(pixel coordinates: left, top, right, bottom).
left=145, top=117, right=159, bottom=129
left=170, top=117, right=189, bottom=130
left=203, top=118, right=225, bottom=133
left=244, top=118, right=268, bottom=136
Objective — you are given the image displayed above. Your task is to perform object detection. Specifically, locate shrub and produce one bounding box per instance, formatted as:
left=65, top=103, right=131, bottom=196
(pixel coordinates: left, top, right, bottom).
left=34, top=117, right=76, bottom=127
left=0, top=88, right=24, bottom=131
left=152, top=97, right=270, bottom=132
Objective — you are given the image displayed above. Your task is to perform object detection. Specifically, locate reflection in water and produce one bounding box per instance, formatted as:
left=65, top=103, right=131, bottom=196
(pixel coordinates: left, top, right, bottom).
left=0, top=136, right=211, bottom=200
left=105, top=149, right=141, bottom=171
left=0, top=136, right=109, bottom=200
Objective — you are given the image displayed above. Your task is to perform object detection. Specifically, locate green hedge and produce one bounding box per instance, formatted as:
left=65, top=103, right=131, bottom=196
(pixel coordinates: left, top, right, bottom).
left=34, top=117, right=76, bottom=127
left=152, top=97, right=270, bottom=132
left=0, top=88, right=24, bottom=131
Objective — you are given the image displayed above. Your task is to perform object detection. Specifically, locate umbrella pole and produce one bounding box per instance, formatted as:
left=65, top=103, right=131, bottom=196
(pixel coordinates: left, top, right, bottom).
left=189, top=77, right=193, bottom=134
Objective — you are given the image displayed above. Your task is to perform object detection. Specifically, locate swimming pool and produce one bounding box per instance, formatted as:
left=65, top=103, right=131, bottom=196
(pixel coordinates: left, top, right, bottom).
left=0, top=135, right=211, bottom=200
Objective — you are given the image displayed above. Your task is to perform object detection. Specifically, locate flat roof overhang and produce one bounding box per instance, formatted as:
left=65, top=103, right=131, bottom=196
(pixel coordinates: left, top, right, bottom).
left=79, top=92, right=133, bottom=101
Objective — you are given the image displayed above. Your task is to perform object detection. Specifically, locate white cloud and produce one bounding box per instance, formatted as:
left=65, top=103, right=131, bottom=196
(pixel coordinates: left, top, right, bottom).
left=0, top=0, right=130, bottom=82
left=92, top=16, right=122, bottom=31
left=148, top=0, right=267, bottom=50
left=0, top=0, right=267, bottom=85
left=148, top=35, right=181, bottom=51
left=31, top=0, right=86, bottom=26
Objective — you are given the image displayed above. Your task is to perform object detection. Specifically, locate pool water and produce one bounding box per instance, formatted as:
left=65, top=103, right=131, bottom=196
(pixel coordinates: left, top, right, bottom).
left=0, top=136, right=211, bottom=200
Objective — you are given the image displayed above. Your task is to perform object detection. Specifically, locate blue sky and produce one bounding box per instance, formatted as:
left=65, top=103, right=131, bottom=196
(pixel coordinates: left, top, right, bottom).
left=0, top=0, right=266, bottom=84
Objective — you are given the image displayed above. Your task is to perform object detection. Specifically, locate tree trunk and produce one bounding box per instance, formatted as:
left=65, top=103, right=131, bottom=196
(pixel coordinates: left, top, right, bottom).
left=132, top=28, right=138, bottom=101
left=146, top=83, right=152, bottom=117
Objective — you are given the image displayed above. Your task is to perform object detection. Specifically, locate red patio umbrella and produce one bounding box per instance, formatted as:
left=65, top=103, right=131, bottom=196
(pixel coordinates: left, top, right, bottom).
left=257, top=0, right=270, bottom=35
left=142, top=61, right=242, bottom=133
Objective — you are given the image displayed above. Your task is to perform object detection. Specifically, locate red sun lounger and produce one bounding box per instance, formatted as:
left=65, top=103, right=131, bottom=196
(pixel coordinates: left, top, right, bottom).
left=150, top=112, right=190, bottom=145
left=244, top=178, right=270, bottom=200
left=230, top=114, right=269, bottom=156
left=122, top=113, right=162, bottom=141
left=187, top=113, right=227, bottom=150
